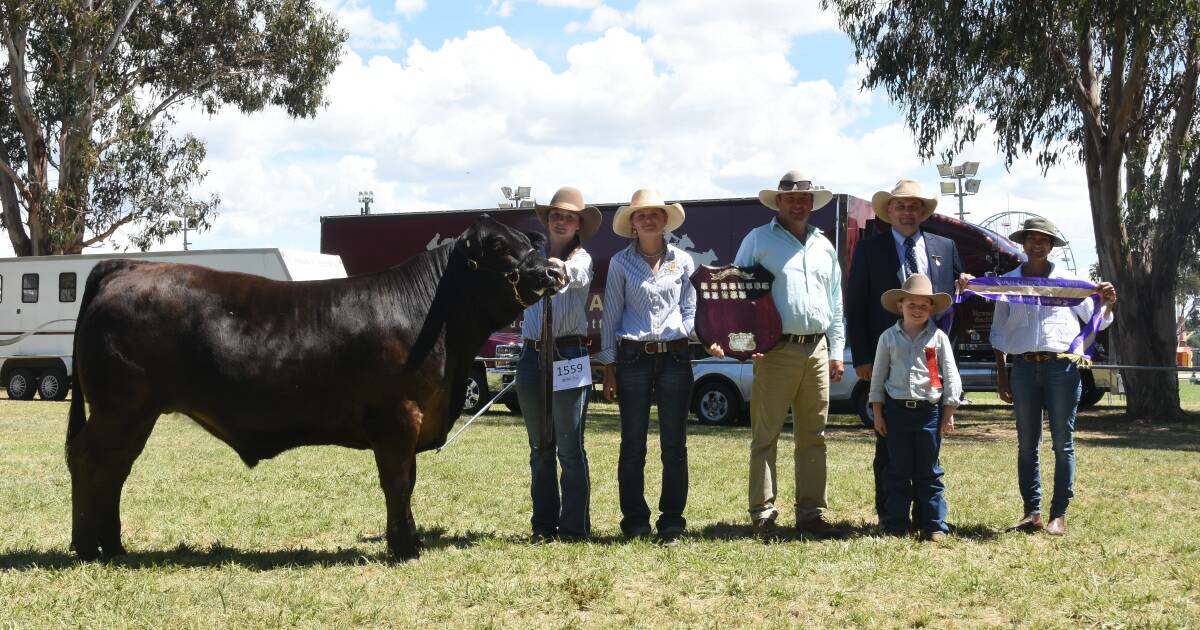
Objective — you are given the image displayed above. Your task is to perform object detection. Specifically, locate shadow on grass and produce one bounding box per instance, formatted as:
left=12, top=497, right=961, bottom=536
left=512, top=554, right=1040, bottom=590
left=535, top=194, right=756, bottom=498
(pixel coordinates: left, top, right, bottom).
left=0, top=527, right=487, bottom=571
left=695, top=519, right=1000, bottom=543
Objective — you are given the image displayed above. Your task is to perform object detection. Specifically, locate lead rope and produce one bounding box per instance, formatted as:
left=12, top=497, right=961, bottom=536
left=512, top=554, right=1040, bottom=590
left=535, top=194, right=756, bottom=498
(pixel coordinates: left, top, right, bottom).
left=539, top=291, right=554, bottom=450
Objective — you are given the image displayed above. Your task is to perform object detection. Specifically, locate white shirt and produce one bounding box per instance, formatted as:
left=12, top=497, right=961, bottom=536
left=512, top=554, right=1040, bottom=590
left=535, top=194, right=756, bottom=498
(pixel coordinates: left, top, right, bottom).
left=520, top=247, right=593, bottom=340
left=891, top=228, right=928, bottom=280
left=989, top=263, right=1114, bottom=355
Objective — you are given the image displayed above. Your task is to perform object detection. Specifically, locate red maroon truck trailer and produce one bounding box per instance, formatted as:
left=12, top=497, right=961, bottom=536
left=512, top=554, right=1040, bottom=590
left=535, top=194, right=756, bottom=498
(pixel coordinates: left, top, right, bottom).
left=320, top=195, right=1107, bottom=422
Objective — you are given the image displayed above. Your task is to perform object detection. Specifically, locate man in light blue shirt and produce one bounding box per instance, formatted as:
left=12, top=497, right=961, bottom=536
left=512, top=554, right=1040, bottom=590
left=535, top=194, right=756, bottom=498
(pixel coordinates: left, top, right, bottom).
left=712, top=170, right=845, bottom=537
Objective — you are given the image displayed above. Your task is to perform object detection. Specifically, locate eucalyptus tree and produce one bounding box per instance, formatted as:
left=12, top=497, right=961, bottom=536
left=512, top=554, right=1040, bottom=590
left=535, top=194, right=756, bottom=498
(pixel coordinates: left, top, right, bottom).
left=0, top=0, right=345, bottom=255
left=827, top=0, right=1200, bottom=419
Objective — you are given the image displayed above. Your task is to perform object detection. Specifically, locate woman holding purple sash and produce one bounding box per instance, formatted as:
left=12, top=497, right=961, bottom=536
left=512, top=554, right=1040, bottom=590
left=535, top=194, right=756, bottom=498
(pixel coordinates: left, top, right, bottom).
left=989, top=217, right=1117, bottom=536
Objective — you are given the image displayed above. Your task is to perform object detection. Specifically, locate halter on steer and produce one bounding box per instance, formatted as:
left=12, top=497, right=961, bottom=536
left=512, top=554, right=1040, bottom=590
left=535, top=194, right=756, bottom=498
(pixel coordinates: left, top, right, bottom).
left=464, top=240, right=541, bottom=309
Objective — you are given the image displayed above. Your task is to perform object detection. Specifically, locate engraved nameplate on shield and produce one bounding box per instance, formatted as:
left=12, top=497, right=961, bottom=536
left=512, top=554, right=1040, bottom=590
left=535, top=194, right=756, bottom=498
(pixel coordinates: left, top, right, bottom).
left=690, top=264, right=782, bottom=360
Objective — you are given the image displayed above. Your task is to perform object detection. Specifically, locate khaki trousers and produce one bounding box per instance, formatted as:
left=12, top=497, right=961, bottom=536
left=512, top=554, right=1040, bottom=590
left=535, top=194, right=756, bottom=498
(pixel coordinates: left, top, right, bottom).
left=748, top=338, right=829, bottom=522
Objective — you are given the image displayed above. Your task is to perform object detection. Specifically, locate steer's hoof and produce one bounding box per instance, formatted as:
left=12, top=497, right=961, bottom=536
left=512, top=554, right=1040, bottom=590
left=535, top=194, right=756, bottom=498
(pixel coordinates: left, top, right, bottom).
left=72, top=541, right=101, bottom=562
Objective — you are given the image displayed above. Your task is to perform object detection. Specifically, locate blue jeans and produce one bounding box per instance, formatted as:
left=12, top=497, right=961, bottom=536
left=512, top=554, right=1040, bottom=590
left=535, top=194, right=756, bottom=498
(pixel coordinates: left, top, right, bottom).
left=515, top=341, right=591, bottom=538
left=881, top=398, right=948, bottom=535
left=1010, top=357, right=1080, bottom=518
left=615, top=342, right=693, bottom=535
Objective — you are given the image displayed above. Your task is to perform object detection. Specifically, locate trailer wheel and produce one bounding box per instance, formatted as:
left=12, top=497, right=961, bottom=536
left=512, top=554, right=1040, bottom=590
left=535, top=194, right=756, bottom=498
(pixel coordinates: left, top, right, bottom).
left=7, top=369, right=36, bottom=400
left=38, top=369, right=69, bottom=401
left=462, top=367, right=489, bottom=416
left=852, top=380, right=874, bottom=429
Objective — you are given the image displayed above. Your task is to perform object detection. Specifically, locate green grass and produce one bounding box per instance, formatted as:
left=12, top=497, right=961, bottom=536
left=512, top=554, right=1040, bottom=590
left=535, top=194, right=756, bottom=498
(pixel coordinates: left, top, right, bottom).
left=2, top=387, right=1200, bottom=627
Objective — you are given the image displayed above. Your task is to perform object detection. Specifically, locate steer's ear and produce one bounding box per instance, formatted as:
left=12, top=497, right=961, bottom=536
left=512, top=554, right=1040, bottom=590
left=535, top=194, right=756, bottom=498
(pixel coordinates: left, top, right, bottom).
left=526, top=231, right=546, bottom=250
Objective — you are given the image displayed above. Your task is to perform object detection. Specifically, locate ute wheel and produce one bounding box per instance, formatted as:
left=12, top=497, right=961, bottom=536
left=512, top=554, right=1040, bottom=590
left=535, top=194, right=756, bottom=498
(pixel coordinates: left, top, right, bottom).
left=852, top=380, right=874, bottom=429
left=462, top=367, right=489, bottom=416
left=692, top=380, right=741, bottom=425
left=1078, top=371, right=1104, bottom=408
left=7, top=368, right=36, bottom=400
left=38, top=369, right=69, bottom=401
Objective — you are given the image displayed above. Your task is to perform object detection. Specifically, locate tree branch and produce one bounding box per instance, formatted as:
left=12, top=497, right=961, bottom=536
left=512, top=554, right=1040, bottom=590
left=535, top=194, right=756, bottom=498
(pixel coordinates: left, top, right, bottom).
left=99, top=0, right=144, bottom=63
left=79, top=213, right=137, bottom=249
left=0, top=156, right=34, bottom=204
left=1054, top=34, right=1104, bottom=161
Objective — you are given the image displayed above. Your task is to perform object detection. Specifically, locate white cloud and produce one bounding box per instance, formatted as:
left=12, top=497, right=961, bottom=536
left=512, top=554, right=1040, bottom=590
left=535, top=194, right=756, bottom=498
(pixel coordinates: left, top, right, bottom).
left=394, top=0, right=426, bottom=17
left=153, top=1, right=1102, bottom=273
left=326, top=0, right=404, bottom=50
left=486, top=0, right=514, bottom=17
left=538, top=0, right=603, bottom=7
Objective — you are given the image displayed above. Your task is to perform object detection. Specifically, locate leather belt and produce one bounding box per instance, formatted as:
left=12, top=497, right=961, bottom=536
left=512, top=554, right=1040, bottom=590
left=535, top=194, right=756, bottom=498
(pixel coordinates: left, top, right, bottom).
left=619, top=338, right=689, bottom=354
left=782, top=333, right=825, bottom=344
left=1017, top=351, right=1059, bottom=362
left=524, top=335, right=589, bottom=352
left=886, top=395, right=934, bottom=409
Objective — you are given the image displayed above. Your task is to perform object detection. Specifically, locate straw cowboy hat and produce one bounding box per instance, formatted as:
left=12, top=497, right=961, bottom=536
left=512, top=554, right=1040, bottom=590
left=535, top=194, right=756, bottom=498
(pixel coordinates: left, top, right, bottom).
left=1008, top=216, right=1066, bottom=247
left=871, top=179, right=938, bottom=224
left=534, top=186, right=602, bottom=241
left=881, top=273, right=952, bottom=315
left=759, top=170, right=834, bottom=211
left=612, top=188, right=685, bottom=238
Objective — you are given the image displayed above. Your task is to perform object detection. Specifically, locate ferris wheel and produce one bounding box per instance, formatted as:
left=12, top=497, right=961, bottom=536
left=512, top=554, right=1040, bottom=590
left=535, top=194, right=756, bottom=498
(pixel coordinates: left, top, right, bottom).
left=977, top=210, right=1077, bottom=275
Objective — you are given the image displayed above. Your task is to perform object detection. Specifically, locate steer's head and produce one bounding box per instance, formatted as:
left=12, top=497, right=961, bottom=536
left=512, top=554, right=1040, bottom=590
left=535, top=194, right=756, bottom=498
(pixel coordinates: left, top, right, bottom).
left=457, top=215, right=562, bottom=313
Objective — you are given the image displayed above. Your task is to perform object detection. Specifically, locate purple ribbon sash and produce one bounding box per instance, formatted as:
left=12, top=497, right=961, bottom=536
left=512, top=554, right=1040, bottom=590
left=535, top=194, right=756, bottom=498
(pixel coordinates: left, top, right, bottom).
left=957, top=277, right=1105, bottom=358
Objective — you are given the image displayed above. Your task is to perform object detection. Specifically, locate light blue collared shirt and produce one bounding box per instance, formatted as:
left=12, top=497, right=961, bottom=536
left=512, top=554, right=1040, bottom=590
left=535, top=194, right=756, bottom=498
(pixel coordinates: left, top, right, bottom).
left=734, top=218, right=844, bottom=358
left=891, top=228, right=928, bottom=280
left=594, top=242, right=696, bottom=364
left=520, top=247, right=593, bottom=340
left=869, top=320, right=964, bottom=407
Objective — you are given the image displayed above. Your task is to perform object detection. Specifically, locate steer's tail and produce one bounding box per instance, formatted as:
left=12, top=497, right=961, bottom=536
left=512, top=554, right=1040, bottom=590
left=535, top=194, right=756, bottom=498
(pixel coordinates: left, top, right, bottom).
left=66, top=265, right=108, bottom=447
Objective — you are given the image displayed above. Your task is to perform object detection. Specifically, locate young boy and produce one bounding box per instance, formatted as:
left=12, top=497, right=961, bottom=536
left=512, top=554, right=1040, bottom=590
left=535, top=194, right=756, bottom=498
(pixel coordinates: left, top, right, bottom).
left=868, top=274, right=962, bottom=541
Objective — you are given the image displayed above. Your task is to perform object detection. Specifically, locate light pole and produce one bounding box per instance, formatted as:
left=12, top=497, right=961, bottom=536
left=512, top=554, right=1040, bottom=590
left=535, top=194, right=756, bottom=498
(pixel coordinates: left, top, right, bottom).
left=168, top=208, right=196, bottom=250
left=358, top=190, right=375, bottom=215
left=499, top=186, right=534, bottom=209
left=936, top=162, right=981, bottom=221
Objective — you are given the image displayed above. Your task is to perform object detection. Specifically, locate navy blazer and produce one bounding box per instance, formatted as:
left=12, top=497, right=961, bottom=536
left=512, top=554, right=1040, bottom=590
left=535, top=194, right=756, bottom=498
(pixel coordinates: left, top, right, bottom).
left=846, top=228, right=963, bottom=367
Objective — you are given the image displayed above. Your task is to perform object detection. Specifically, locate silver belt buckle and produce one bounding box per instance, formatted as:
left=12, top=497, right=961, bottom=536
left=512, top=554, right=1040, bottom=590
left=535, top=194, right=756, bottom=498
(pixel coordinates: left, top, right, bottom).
left=644, top=341, right=663, bottom=354
left=905, top=400, right=918, bottom=409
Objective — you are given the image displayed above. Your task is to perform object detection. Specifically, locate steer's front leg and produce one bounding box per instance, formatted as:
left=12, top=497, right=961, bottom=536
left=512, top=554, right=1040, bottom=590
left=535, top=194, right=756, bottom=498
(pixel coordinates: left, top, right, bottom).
left=373, top=444, right=419, bottom=561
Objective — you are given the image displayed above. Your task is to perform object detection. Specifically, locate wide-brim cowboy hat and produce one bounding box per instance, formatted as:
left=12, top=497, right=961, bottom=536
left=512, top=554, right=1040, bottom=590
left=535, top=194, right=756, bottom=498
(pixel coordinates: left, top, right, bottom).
left=534, top=186, right=602, bottom=241
left=612, top=188, right=685, bottom=238
left=1009, top=216, right=1066, bottom=247
left=759, top=169, right=834, bottom=211
left=871, top=179, right=938, bottom=224
left=881, top=273, right=952, bottom=315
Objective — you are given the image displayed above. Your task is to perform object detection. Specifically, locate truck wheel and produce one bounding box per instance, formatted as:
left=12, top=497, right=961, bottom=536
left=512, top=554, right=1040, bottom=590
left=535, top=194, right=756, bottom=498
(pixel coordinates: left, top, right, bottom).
left=7, top=369, right=36, bottom=400
left=38, top=369, right=69, bottom=401
left=852, top=380, right=874, bottom=429
left=462, top=367, right=489, bottom=416
left=1078, top=371, right=1104, bottom=408
left=692, top=380, right=741, bottom=425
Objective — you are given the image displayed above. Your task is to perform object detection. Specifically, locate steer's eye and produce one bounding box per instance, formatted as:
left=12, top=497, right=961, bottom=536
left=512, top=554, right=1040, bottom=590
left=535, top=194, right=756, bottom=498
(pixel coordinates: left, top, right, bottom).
left=488, top=239, right=504, bottom=252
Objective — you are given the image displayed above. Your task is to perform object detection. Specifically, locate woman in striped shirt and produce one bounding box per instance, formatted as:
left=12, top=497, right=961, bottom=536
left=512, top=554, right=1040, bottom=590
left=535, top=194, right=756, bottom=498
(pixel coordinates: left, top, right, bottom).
left=515, top=186, right=601, bottom=542
left=596, top=188, right=696, bottom=542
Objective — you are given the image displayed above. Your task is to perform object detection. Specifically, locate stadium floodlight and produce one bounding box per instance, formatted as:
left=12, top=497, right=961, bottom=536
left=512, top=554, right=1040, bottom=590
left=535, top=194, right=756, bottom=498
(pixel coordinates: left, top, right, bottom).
left=498, top=201, right=514, bottom=209
left=519, top=200, right=536, bottom=208
left=501, top=186, right=513, bottom=199
left=935, top=162, right=982, bottom=220
left=516, top=186, right=532, bottom=199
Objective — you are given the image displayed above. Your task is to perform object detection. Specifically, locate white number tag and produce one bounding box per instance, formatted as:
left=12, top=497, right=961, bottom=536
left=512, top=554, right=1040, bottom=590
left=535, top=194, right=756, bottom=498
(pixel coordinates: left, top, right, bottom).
left=552, top=355, right=592, bottom=391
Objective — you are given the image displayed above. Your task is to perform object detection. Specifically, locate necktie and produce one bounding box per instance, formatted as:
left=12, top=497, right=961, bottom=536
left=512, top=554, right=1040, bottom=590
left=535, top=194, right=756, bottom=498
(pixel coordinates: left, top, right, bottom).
left=904, top=235, right=918, bottom=276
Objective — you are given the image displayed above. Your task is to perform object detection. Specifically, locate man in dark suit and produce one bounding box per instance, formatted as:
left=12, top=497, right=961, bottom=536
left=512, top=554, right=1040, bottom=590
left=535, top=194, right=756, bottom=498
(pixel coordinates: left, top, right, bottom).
left=846, top=179, right=967, bottom=528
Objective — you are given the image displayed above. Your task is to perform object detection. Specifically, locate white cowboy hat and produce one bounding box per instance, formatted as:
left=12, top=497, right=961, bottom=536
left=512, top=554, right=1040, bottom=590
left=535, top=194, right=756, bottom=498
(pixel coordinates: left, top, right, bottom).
left=758, top=170, right=834, bottom=211
left=612, top=188, right=685, bottom=238
left=534, top=186, right=602, bottom=241
left=871, top=179, right=938, bottom=224
left=881, top=273, right=952, bottom=315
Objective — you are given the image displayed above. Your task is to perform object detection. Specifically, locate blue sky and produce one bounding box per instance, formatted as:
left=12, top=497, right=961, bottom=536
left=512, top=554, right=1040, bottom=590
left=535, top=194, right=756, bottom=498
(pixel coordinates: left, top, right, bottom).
left=67, top=0, right=1100, bottom=272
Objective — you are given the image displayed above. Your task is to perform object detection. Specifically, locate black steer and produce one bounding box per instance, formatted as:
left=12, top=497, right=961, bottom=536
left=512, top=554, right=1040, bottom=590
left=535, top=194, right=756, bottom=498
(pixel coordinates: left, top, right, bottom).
left=65, top=216, right=560, bottom=560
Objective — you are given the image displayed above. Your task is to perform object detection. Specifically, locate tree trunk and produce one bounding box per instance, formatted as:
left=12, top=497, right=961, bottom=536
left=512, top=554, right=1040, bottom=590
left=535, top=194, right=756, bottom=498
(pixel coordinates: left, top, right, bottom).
left=0, top=170, right=31, bottom=256
left=1111, top=263, right=1183, bottom=420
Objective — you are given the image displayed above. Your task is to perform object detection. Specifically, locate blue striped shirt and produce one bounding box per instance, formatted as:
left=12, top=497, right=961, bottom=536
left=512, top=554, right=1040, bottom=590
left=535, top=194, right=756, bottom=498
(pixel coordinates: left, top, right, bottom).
left=733, top=218, right=845, bottom=358
left=520, top=247, right=593, bottom=340
left=594, top=242, right=696, bottom=364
